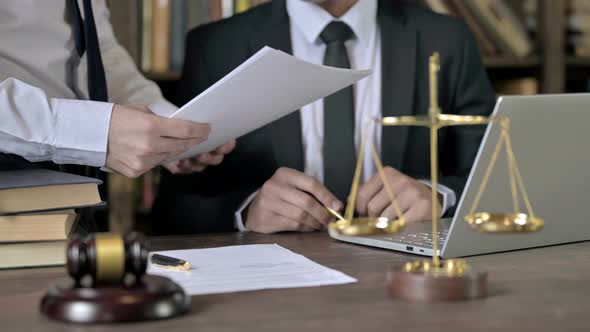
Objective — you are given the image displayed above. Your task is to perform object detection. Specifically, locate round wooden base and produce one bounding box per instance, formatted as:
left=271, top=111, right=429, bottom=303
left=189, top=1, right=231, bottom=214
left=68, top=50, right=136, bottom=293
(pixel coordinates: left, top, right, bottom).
left=386, top=266, right=488, bottom=302
left=40, top=275, right=190, bottom=323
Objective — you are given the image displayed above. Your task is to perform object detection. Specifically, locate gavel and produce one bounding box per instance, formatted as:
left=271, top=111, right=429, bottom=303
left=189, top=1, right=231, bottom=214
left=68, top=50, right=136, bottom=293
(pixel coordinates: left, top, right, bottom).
left=66, top=232, right=149, bottom=286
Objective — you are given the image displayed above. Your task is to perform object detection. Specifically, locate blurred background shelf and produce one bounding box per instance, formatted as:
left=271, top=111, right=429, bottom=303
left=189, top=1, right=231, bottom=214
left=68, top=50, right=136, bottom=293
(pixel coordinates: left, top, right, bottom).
left=483, top=56, right=541, bottom=68
left=144, top=71, right=182, bottom=81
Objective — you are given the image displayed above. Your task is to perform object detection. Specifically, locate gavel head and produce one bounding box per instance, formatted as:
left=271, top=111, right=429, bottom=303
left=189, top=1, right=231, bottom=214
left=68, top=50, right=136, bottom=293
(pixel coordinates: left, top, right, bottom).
left=66, top=232, right=149, bottom=286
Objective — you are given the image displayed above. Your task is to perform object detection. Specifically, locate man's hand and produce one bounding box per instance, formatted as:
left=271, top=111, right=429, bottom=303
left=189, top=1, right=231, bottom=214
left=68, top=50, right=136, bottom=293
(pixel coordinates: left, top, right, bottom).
left=356, top=167, right=441, bottom=222
left=245, top=168, right=343, bottom=234
left=164, top=139, right=236, bottom=174
left=106, top=105, right=210, bottom=178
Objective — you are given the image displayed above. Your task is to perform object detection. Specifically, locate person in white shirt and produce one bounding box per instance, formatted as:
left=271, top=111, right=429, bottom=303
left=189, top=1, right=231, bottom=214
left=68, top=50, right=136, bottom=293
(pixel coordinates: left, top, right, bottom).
left=0, top=0, right=234, bottom=178
left=153, top=0, right=496, bottom=235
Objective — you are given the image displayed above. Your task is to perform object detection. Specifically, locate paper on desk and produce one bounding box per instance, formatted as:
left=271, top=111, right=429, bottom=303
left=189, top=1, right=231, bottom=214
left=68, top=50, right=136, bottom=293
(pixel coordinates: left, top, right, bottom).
left=165, top=46, right=372, bottom=161
left=147, top=244, right=357, bottom=295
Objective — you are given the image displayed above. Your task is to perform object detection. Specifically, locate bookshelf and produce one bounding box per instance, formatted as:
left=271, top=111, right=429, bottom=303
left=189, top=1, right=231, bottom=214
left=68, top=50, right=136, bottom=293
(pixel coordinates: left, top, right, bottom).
left=107, top=0, right=585, bottom=232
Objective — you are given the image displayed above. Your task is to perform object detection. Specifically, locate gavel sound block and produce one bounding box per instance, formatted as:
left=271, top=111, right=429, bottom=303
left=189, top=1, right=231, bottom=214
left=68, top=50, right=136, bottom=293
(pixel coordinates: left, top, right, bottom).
left=40, top=232, right=190, bottom=323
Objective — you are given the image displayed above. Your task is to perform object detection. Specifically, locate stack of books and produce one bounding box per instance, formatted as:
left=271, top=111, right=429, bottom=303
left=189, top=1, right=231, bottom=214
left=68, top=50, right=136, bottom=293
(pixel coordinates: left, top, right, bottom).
left=424, top=0, right=534, bottom=58
left=141, top=0, right=269, bottom=74
left=0, top=169, right=103, bottom=269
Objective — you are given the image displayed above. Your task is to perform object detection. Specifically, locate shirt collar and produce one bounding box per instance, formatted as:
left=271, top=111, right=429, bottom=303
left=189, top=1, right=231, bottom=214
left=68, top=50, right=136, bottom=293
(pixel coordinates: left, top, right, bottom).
left=286, top=0, right=378, bottom=46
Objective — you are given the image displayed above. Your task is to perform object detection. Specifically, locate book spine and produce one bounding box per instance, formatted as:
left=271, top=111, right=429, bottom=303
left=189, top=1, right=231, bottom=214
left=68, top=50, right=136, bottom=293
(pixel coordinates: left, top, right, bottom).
left=234, top=0, right=250, bottom=14
left=222, top=0, right=234, bottom=18
left=249, top=0, right=269, bottom=7
left=446, top=0, right=497, bottom=56
left=151, top=0, right=172, bottom=73
left=188, top=0, right=211, bottom=29
left=462, top=0, right=518, bottom=57
left=425, top=0, right=451, bottom=15
left=141, top=0, right=152, bottom=72
left=170, top=0, right=187, bottom=72
left=210, top=0, right=222, bottom=21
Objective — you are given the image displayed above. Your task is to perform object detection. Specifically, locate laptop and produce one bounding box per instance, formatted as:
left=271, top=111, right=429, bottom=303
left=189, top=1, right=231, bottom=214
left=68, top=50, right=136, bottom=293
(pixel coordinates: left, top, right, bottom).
left=329, top=94, right=590, bottom=258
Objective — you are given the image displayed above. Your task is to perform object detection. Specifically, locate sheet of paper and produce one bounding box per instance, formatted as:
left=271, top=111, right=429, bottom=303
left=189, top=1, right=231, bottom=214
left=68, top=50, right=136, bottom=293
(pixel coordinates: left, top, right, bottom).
left=165, top=46, right=372, bottom=161
left=147, top=244, right=357, bottom=295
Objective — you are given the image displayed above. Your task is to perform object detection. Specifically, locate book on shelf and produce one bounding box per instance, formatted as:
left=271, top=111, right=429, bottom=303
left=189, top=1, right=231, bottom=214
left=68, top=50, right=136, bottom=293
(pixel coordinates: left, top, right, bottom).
left=189, top=0, right=212, bottom=30
left=494, top=78, right=539, bottom=96
left=141, top=0, right=152, bottom=72
left=0, top=169, right=103, bottom=215
left=462, top=0, right=533, bottom=58
left=151, top=0, right=171, bottom=73
left=423, top=0, right=533, bottom=58
left=141, top=0, right=269, bottom=75
left=445, top=0, right=498, bottom=56
left=568, top=0, right=590, bottom=57
left=210, top=0, right=223, bottom=21
left=234, top=0, right=250, bottom=14
left=424, top=0, right=452, bottom=15
left=170, top=0, right=188, bottom=72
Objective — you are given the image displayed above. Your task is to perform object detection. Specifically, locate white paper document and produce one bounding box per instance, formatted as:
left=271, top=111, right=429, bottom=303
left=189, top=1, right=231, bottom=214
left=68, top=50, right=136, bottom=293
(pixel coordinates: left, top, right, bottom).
left=166, top=46, right=372, bottom=160
left=147, top=244, right=357, bottom=295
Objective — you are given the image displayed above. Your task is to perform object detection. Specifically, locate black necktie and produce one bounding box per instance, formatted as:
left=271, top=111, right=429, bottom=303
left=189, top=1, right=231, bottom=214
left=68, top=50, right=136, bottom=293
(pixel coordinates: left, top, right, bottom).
left=321, top=21, right=356, bottom=203
left=68, top=0, right=109, bottom=233
left=70, top=0, right=108, bottom=102
left=68, top=0, right=108, bottom=181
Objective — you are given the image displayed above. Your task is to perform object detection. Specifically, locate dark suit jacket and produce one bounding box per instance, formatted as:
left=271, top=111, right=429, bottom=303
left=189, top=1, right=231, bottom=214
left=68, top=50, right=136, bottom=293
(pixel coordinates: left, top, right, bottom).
left=152, top=0, right=496, bottom=234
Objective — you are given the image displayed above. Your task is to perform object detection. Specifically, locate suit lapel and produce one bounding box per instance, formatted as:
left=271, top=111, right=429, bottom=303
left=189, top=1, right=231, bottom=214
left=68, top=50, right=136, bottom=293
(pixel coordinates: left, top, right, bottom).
left=249, top=0, right=304, bottom=171
left=379, top=1, right=417, bottom=170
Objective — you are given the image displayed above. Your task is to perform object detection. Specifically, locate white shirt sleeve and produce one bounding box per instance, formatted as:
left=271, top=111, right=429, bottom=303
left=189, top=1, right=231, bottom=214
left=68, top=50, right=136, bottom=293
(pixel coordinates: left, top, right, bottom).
left=93, top=0, right=178, bottom=116
left=234, top=190, right=260, bottom=232
left=0, top=78, right=113, bottom=166
left=418, top=180, right=457, bottom=217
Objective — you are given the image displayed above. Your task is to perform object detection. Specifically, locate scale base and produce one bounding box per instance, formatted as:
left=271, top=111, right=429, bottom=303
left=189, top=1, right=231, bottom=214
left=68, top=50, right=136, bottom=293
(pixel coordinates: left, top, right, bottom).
left=40, top=275, right=190, bottom=323
left=386, top=260, right=488, bottom=302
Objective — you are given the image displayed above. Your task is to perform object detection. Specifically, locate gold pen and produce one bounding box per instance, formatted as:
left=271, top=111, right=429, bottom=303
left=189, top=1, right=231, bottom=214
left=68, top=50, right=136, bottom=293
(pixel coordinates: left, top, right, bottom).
left=150, top=253, right=191, bottom=271
left=326, top=207, right=347, bottom=222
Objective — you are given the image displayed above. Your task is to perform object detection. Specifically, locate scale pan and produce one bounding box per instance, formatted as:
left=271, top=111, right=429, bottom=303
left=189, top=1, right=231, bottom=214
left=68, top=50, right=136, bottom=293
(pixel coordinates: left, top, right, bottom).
left=329, top=217, right=405, bottom=236
left=465, top=212, right=544, bottom=233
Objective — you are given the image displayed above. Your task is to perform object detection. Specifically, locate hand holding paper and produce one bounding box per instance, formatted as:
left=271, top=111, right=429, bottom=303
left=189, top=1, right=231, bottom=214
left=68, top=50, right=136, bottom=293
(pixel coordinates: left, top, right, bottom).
left=164, top=46, right=372, bottom=162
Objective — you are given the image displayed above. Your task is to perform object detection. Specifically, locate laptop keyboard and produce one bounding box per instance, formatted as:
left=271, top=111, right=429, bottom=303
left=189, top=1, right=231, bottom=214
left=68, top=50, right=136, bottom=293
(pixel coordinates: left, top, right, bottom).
left=382, top=230, right=449, bottom=249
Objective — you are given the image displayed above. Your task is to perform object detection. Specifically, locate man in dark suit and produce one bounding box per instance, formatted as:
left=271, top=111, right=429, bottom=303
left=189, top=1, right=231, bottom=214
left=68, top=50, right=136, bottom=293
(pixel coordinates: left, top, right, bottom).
left=153, top=0, right=496, bottom=234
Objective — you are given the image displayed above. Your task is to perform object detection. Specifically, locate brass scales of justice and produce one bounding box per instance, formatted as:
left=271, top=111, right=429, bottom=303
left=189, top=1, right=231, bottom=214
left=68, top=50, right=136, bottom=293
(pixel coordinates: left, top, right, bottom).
left=327, top=52, right=544, bottom=302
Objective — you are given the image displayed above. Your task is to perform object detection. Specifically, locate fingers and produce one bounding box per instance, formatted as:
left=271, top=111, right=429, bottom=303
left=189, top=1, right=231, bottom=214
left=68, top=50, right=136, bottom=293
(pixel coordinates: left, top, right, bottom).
left=365, top=188, right=393, bottom=217
left=163, top=161, right=181, bottom=174
left=245, top=191, right=321, bottom=234
left=196, top=152, right=224, bottom=166
left=155, top=116, right=211, bottom=139
left=146, top=136, right=204, bottom=156
left=215, top=139, right=236, bottom=154
left=274, top=168, right=342, bottom=211
left=356, top=174, right=384, bottom=215
left=401, top=198, right=433, bottom=223
left=260, top=193, right=324, bottom=230
left=266, top=181, right=331, bottom=227
left=245, top=168, right=341, bottom=234
left=378, top=178, right=435, bottom=223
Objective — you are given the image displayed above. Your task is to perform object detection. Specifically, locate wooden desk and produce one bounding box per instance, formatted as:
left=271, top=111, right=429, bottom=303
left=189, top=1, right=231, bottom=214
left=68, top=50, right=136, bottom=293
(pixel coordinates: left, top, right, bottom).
left=1, top=232, right=590, bottom=331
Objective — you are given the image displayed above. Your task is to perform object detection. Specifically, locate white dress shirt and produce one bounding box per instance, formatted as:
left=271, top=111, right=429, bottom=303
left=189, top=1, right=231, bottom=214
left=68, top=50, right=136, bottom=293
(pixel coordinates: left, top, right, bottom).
left=234, top=0, right=456, bottom=231
left=0, top=0, right=177, bottom=167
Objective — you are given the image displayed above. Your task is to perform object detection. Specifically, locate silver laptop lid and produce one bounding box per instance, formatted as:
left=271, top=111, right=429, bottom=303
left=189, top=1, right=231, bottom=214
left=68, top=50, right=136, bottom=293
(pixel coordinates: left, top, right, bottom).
left=442, top=94, right=590, bottom=258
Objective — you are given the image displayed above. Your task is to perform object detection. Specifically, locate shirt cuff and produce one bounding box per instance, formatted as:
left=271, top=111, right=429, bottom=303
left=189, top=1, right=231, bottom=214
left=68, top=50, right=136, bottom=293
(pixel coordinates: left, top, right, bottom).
left=234, top=190, right=260, bottom=232
left=52, top=99, right=113, bottom=167
left=418, top=180, right=457, bottom=217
